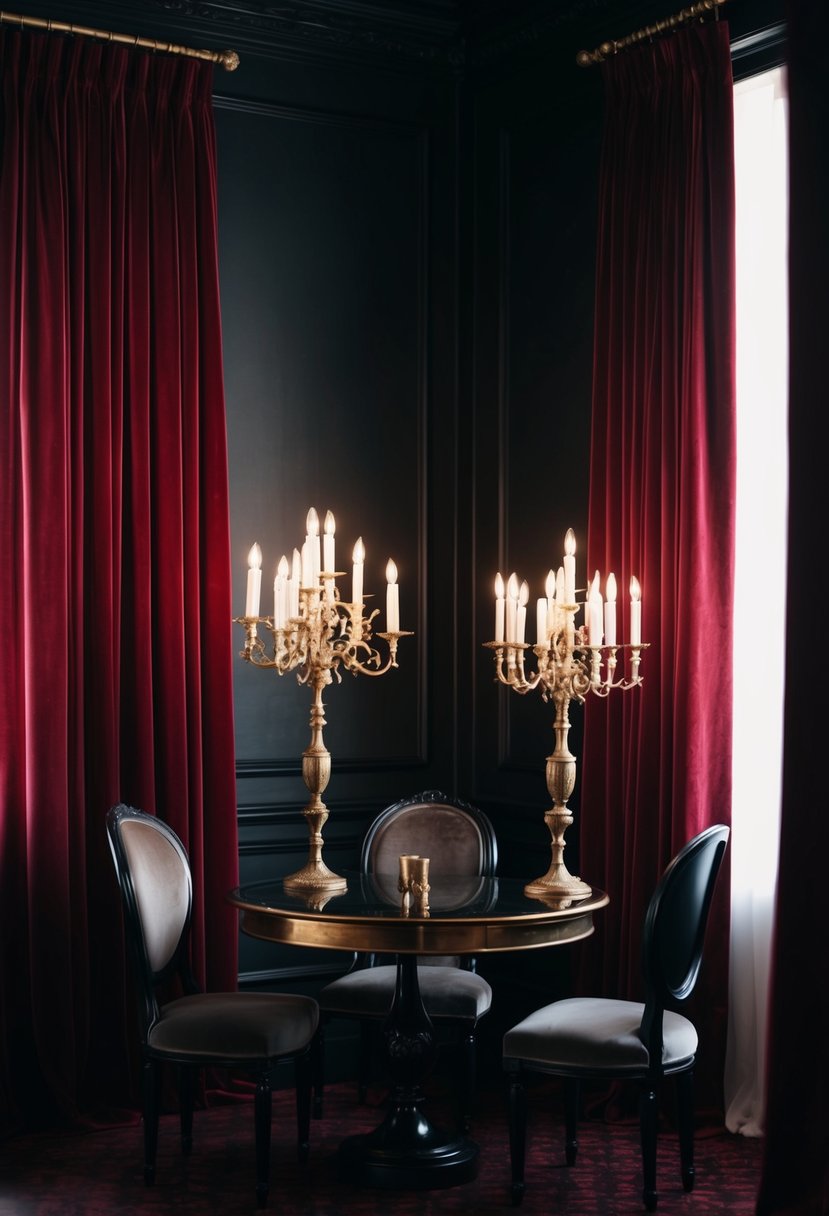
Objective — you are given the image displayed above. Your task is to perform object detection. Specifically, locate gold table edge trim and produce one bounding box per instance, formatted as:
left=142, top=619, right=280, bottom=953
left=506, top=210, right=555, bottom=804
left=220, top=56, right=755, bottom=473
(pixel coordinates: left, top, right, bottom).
left=229, top=890, right=608, bottom=955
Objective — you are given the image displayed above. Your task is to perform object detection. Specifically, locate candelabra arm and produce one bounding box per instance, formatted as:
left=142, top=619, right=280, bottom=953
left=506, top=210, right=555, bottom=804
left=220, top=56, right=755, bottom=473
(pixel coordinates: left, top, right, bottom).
left=283, top=671, right=347, bottom=893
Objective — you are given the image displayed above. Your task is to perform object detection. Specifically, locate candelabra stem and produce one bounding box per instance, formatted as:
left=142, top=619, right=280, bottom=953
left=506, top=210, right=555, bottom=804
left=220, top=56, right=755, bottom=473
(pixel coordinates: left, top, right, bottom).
left=283, top=672, right=347, bottom=893
left=524, top=690, right=592, bottom=901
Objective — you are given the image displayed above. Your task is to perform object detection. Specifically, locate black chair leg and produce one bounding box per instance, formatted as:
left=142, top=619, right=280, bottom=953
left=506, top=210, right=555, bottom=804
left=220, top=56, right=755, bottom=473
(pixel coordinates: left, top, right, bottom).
left=312, top=1025, right=324, bottom=1119
left=459, top=1027, right=476, bottom=1133
left=676, top=1070, right=695, bottom=1191
left=508, top=1071, right=527, bottom=1206
left=357, top=1021, right=373, bottom=1103
left=639, top=1083, right=659, bottom=1212
left=179, top=1065, right=194, bottom=1155
left=564, top=1077, right=580, bottom=1165
left=296, top=1049, right=312, bottom=1164
left=254, top=1070, right=272, bottom=1209
left=142, top=1058, right=160, bottom=1186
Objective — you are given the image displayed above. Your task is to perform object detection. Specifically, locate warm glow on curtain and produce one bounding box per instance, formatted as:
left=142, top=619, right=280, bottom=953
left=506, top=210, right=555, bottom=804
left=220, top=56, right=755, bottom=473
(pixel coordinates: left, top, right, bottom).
left=579, top=21, right=736, bottom=1112
left=0, top=30, right=238, bottom=1133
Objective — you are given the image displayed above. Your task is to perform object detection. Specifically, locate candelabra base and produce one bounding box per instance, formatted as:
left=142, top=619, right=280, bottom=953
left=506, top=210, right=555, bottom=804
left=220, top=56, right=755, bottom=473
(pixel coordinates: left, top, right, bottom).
left=523, top=869, right=592, bottom=902
left=283, top=860, right=348, bottom=894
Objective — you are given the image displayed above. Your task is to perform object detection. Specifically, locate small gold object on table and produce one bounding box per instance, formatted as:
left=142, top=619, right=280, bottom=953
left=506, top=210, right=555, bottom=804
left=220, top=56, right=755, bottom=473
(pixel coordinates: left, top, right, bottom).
left=234, top=509, right=413, bottom=894
left=398, top=854, right=430, bottom=916
left=485, top=528, right=647, bottom=901
left=396, top=851, right=430, bottom=914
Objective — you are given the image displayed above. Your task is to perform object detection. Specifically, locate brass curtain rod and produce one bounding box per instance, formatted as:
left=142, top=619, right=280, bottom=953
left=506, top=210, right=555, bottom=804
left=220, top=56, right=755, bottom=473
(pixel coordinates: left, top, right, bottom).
left=0, top=8, right=239, bottom=70
left=577, top=0, right=729, bottom=66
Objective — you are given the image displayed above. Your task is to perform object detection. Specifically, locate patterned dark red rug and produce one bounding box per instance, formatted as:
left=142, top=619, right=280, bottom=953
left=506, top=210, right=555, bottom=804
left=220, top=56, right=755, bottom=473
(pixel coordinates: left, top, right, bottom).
left=0, top=1080, right=761, bottom=1216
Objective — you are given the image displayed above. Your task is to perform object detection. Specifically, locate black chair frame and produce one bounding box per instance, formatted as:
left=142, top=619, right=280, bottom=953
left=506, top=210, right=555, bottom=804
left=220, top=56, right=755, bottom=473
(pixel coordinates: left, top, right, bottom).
left=317, top=789, right=498, bottom=1131
left=107, top=803, right=316, bottom=1208
left=505, top=823, right=729, bottom=1212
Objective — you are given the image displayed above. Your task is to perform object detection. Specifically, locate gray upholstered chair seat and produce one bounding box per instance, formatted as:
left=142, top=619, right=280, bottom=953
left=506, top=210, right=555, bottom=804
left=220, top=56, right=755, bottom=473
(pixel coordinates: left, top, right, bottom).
left=149, top=992, right=319, bottom=1059
left=503, top=997, right=697, bottom=1074
left=320, top=964, right=492, bottom=1021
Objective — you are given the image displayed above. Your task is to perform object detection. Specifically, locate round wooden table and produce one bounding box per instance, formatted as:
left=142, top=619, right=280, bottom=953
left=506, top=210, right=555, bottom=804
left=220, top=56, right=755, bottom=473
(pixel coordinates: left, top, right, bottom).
left=228, top=872, right=608, bottom=1190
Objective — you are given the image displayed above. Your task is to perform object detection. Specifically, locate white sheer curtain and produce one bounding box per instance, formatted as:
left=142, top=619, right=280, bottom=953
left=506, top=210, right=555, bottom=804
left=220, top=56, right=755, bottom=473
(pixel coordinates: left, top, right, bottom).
left=725, top=66, right=788, bottom=1138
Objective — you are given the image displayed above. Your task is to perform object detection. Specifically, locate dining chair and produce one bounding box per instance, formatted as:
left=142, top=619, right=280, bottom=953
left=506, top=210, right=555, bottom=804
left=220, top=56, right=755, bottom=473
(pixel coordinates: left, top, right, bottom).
left=503, top=823, right=729, bottom=1211
left=106, top=803, right=320, bottom=1209
left=316, top=789, right=498, bottom=1132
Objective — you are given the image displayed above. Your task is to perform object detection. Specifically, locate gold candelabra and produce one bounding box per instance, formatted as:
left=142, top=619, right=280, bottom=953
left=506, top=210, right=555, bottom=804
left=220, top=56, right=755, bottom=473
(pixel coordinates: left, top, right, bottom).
left=235, top=511, right=412, bottom=894
left=485, top=530, right=647, bottom=902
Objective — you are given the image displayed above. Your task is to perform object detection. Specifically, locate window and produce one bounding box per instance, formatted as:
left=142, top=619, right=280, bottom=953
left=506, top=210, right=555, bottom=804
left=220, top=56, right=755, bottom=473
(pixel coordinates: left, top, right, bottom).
left=726, top=64, right=788, bottom=1137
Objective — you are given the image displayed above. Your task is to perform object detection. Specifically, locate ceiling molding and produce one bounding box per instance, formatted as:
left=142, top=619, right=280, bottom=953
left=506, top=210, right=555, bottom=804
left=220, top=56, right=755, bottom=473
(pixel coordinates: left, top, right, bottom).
left=153, top=0, right=466, bottom=69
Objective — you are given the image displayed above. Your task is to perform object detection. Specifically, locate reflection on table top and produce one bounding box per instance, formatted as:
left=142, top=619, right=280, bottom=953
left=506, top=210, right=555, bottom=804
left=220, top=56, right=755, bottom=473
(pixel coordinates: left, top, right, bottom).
left=228, top=873, right=609, bottom=955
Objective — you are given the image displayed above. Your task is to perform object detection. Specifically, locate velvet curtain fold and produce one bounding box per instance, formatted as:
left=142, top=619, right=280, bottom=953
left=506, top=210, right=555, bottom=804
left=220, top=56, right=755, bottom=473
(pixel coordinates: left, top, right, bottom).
left=757, top=2, right=829, bottom=1211
left=578, top=22, right=736, bottom=1112
left=0, top=30, right=238, bottom=1134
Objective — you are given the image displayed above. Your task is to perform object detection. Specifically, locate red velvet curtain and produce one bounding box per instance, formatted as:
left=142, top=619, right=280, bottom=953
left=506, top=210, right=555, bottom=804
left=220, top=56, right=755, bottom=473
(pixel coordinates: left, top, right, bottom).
left=579, top=22, right=736, bottom=1109
left=0, top=30, right=238, bottom=1134
left=758, top=3, right=829, bottom=1211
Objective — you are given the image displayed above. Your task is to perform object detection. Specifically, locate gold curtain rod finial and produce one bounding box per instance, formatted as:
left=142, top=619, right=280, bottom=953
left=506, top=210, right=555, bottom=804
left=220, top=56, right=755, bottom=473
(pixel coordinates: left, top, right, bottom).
left=220, top=49, right=240, bottom=72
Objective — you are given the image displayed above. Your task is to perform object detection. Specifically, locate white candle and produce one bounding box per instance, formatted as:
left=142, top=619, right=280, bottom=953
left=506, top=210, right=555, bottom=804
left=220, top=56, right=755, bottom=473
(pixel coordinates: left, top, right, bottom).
left=494, top=572, right=505, bottom=642
left=245, top=543, right=262, bottom=617
left=506, top=573, right=519, bottom=643
left=588, top=569, right=603, bottom=645
left=385, top=559, right=399, bottom=632
left=306, top=508, right=320, bottom=585
left=563, top=529, right=576, bottom=604
left=630, top=576, right=642, bottom=645
left=290, top=548, right=301, bottom=618
left=555, top=567, right=565, bottom=630
left=545, top=569, right=556, bottom=635
left=517, top=580, right=529, bottom=644
left=323, top=510, right=336, bottom=573
left=536, top=597, right=548, bottom=647
left=604, top=572, right=617, bottom=646
left=301, top=540, right=311, bottom=590
left=274, top=554, right=289, bottom=628
left=352, top=537, right=365, bottom=606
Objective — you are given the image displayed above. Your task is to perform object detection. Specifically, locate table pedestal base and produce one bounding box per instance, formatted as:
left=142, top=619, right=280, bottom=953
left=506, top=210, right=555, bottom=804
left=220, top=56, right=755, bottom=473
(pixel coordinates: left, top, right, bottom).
left=337, top=954, right=479, bottom=1189
left=338, top=1104, right=478, bottom=1189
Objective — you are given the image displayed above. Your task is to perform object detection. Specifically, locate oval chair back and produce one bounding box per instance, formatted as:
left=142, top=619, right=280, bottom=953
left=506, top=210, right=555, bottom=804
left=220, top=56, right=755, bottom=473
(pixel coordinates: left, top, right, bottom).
left=639, top=824, right=730, bottom=1065
left=107, top=803, right=197, bottom=1035
left=362, top=789, right=498, bottom=879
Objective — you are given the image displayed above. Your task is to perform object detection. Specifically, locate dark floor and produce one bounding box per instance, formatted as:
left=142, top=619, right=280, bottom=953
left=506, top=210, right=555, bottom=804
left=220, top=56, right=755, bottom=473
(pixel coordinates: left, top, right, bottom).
left=0, top=1074, right=763, bottom=1216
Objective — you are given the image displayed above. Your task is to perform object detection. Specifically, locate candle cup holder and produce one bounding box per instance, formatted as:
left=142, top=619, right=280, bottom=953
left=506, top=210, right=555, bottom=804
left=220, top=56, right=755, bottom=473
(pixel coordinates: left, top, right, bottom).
left=235, top=570, right=412, bottom=894
left=486, top=616, right=648, bottom=901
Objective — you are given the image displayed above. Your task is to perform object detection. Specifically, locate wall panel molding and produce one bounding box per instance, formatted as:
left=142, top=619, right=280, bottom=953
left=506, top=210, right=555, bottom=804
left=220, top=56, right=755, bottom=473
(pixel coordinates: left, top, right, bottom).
left=220, top=93, right=433, bottom=786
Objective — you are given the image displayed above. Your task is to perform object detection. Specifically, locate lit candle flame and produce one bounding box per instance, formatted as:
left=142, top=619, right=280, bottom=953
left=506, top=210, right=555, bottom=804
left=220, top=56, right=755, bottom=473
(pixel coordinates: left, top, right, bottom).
left=324, top=510, right=335, bottom=536
left=386, top=559, right=398, bottom=584
left=353, top=537, right=365, bottom=564
left=495, top=572, right=505, bottom=598
left=306, top=507, right=319, bottom=536
left=248, top=543, right=262, bottom=570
